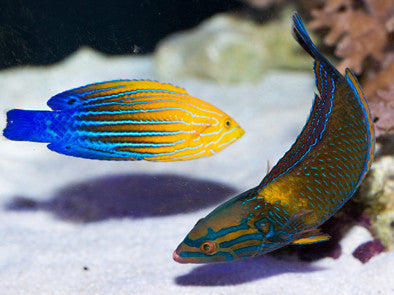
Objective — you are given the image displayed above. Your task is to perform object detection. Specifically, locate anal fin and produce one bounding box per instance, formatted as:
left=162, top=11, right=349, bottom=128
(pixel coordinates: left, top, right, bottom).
left=47, top=143, right=142, bottom=161
left=292, top=228, right=331, bottom=245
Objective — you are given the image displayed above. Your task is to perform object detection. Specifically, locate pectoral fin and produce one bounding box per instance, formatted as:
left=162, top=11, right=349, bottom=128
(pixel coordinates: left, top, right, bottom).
left=283, top=209, right=316, bottom=232
left=283, top=210, right=330, bottom=244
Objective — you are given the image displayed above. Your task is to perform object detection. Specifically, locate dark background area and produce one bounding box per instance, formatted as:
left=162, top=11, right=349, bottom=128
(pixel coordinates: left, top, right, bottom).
left=0, top=0, right=243, bottom=69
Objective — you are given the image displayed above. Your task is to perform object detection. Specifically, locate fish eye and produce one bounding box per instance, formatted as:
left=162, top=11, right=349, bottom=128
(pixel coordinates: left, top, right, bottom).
left=224, top=120, right=232, bottom=128
left=200, top=241, right=216, bottom=255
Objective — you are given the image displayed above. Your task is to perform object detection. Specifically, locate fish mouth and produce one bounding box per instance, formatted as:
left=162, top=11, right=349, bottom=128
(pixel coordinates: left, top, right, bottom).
left=172, top=244, right=202, bottom=264
left=232, top=126, right=245, bottom=140
left=173, top=249, right=187, bottom=264
left=238, top=127, right=245, bottom=137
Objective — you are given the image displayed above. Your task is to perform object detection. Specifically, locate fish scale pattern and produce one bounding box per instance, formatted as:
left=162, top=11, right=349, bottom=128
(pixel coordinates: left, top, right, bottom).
left=259, top=67, right=371, bottom=229
left=72, top=95, right=217, bottom=157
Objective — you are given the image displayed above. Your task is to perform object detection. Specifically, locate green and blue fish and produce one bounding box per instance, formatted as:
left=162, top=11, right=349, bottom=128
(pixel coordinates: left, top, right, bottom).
left=173, top=12, right=375, bottom=264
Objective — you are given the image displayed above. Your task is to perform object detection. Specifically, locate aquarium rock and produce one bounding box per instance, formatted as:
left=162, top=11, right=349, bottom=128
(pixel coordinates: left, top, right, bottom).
left=155, top=9, right=312, bottom=83
left=358, top=151, right=394, bottom=250
left=352, top=239, right=386, bottom=263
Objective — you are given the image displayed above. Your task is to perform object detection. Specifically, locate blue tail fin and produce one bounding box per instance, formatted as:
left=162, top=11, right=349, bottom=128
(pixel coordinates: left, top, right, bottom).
left=291, top=12, right=341, bottom=74
left=292, top=11, right=343, bottom=97
left=3, top=109, right=53, bottom=142
left=291, top=12, right=327, bottom=63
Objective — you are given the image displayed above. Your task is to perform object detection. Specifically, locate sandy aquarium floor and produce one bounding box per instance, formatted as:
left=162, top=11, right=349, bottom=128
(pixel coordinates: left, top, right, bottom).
left=0, top=49, right=393, bottom=295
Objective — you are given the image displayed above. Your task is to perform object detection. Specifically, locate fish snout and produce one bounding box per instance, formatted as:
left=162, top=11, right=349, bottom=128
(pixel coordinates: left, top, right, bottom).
left=173, top=244, right=190, bottom=263
left=237, top=126, right=245, bottom=138
left=172, top=243, right=203, bottom=264
left=173, top=249, right=187, bottom=264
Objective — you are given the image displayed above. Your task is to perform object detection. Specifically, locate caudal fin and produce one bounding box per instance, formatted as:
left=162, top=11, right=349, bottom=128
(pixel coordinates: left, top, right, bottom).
left=292, top=11, right=343, bottom=97
left=3, top=109, right=53, bottom=142
left=291, top=12, right=324, bottom=61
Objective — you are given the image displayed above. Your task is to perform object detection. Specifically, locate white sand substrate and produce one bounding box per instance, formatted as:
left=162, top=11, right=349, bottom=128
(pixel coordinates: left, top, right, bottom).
left=0, top=49, right=393, bottom=294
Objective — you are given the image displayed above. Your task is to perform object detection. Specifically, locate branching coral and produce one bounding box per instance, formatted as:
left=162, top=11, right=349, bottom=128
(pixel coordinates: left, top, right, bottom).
left=309, top=0, right=392, bottom=73
left=309, top=0, right=394, bottom=137
left=368, top=85, right=394, bottom=135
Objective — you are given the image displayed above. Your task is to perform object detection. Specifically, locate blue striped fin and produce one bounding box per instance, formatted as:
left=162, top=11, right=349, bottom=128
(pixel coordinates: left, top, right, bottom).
left=47, top=79, right=189, bottom=110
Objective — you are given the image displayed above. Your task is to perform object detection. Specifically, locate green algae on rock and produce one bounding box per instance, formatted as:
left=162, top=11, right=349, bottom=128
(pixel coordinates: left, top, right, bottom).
left=155, top=9, right=313, bottom=83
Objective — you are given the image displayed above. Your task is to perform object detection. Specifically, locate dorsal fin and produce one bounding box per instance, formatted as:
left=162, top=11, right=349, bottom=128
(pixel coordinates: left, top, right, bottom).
left=345, top=68, right=375, bottom=183
left=47, top=79, right=189, bottom=110
left=258, top=93, right=328, bottom=188
left=258, top=14, right=343, bottom=190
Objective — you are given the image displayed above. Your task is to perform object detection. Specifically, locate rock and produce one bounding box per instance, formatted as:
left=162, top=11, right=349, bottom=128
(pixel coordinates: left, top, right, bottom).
left=155, top=8, right=312, bottom=83
left=352, top=239, right=386, bottom=263
left=356, top=141, right=394, bottom=251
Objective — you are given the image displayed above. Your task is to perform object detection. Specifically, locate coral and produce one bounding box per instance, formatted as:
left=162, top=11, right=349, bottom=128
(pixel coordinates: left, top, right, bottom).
left=309, top=0, right=394, bottom=137
left=309, top=0, right=393, bottom=74
left=364, top=56, right=394, bottom=136
left=368, top=86, right=394, bottom=136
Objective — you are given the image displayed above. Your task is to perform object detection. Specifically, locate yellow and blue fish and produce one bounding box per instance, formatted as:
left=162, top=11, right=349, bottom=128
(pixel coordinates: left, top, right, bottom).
left=3, top=80, right=244, bottom=161
left=173, top=12, right=375, bottom=263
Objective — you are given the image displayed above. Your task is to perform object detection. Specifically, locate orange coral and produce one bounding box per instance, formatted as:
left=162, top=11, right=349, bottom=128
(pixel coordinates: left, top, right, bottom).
left=309, top=0, right=394, bottom=137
